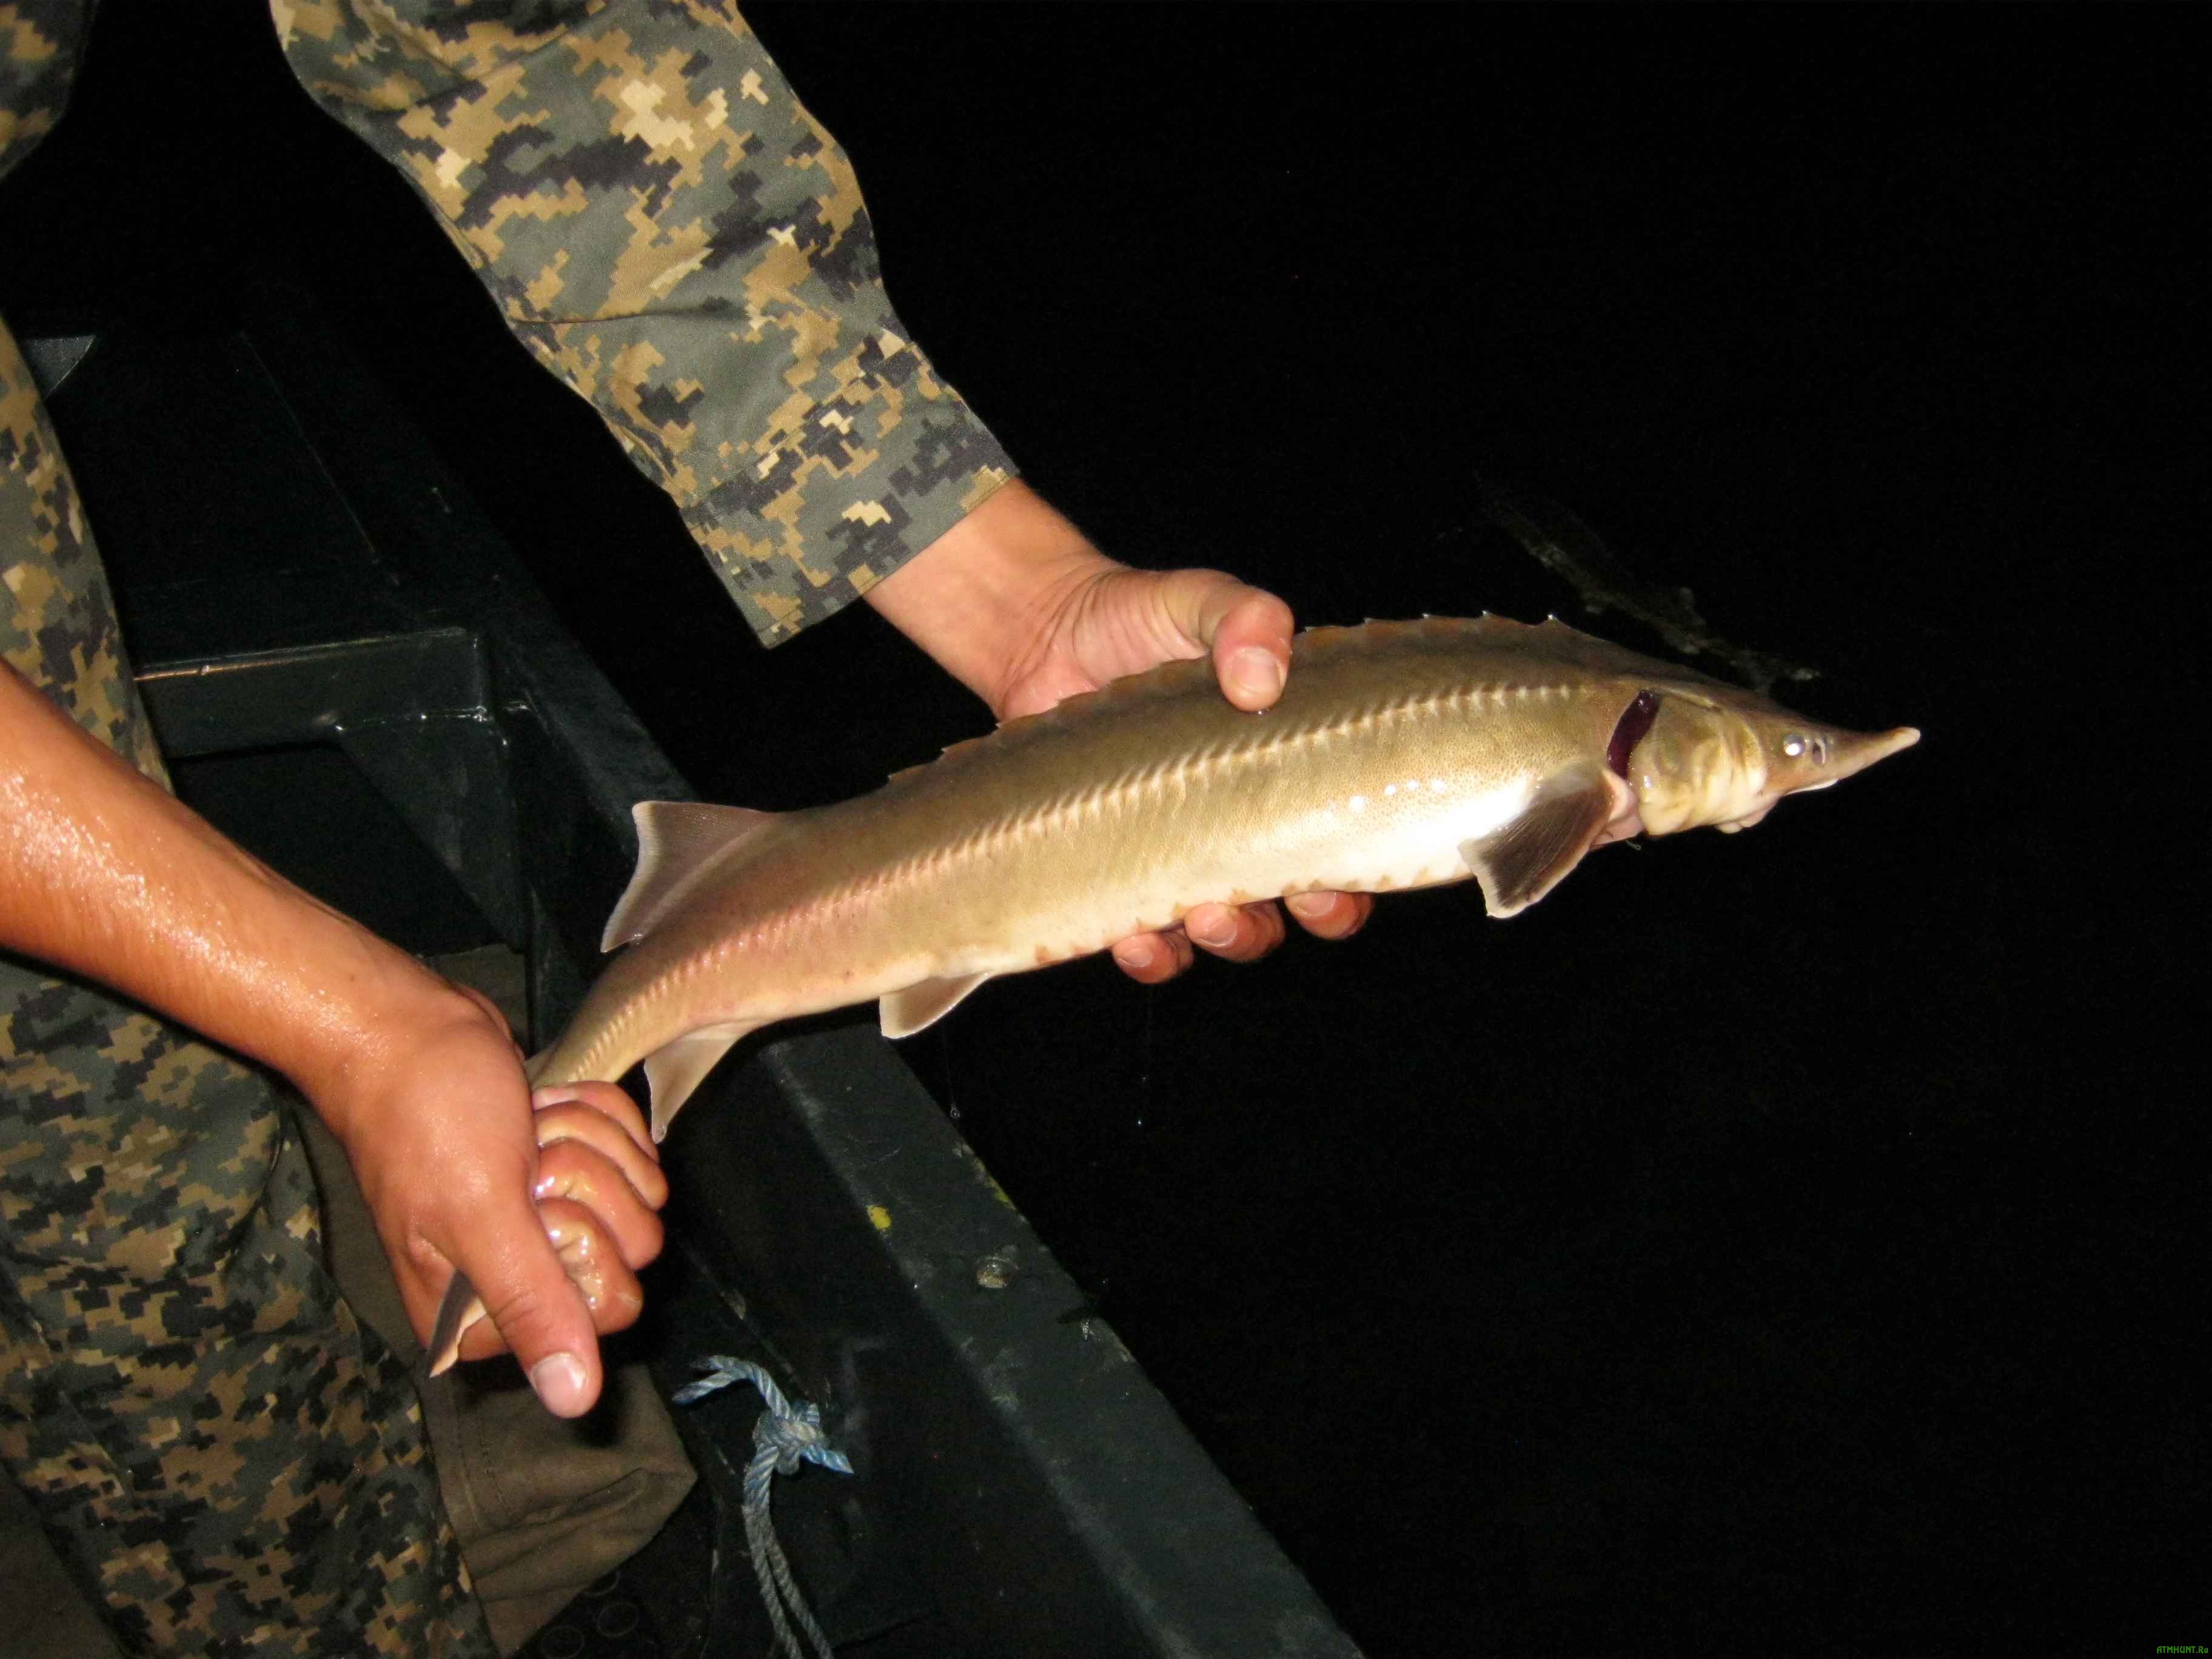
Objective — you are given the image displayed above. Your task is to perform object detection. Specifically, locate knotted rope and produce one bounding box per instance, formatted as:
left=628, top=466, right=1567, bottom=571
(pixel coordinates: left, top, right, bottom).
left=673, top=1355, right=854, bottom=1659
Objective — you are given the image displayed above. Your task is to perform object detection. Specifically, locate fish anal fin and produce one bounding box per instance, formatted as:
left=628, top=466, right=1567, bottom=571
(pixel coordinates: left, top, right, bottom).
left=880, top=973, right=993, bottom=1040
left=604, top=802, right=780, bottom=953
left=642, top=1022, right=755, bottom=1141
left=1462, top=763, right=1625, bottom=918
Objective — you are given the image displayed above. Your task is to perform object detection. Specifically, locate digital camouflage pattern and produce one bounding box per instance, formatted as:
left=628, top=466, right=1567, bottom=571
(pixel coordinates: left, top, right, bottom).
left=7, top=10, right=494, bottom=1639
left=0, top=0, right=85, bottom=185
left=276, top=0, right=1017, bottom=644
left=0, top=323, right=167, bottom=784
left=7, top=2, right=1007, bottom=1647
left=0, top=985, right=494, bottom=1657
left=2, top=318, right=497, bottom=1654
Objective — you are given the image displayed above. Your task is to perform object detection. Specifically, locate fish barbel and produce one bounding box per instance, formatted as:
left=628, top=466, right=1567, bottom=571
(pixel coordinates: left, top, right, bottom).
left=429, top=614, right=1916, bottom=1371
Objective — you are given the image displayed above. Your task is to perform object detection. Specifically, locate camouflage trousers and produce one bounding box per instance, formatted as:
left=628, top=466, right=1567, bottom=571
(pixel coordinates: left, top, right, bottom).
left=1, top=322, right=495, bottom=1656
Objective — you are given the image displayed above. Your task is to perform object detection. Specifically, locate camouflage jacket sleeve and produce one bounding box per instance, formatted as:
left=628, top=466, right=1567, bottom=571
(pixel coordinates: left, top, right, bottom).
left=272, top=1, right=1016, bottom=645
left=0, top=0, right=92, bottom=184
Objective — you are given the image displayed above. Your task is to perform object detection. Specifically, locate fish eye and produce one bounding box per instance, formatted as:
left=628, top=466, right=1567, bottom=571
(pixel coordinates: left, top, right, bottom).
left=1781, top=733, right=1806, bottom=758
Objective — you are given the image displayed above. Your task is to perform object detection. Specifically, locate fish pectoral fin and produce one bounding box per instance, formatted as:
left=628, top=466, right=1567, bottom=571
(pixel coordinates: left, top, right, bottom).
left=880, top=973, right=993, bottom=1040
left=603, top=802, right=781, bottom=952
left=642, top=1022, right=756, bottom=1141
left=1462, top=762, right=1626, bottom=919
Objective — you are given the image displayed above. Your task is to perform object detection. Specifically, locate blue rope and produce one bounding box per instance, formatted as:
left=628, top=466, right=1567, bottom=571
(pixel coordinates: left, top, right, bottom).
left=674, top=1356, right=854, bottom=1659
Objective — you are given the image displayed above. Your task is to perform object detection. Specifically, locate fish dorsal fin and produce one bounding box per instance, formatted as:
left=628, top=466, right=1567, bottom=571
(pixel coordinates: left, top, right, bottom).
left=642, top=1022, right=755, bottom=1141
left=880, top=973, right=993, bottom=1039
left=1461, top=762, right=1622, bottom=918
left=603, top=802, right=780, bottom=952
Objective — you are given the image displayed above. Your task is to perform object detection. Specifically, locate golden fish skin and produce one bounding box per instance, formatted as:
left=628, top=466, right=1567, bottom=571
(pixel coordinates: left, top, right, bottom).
left=428, top=615, right=1915, bottom=1372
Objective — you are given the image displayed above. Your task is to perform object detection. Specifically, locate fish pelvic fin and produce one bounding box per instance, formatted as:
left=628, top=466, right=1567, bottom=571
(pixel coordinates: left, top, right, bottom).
left=643, top=1022, right=757, bottom=1141
left=880, top=973, right=994, bottom=1039
left=1462, top=761, right=1627, bottom=918
left=603, top=802, right=781, bottom=953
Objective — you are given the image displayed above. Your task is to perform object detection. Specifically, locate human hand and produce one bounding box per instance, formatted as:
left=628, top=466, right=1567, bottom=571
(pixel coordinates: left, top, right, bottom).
left=313, top=984, right=667, bottom=1417
left=865, top=481, right=1373, bottom=979
left=1, top=665, right=664, bottom=1415
left=990, top=559, right=1373, bottom=980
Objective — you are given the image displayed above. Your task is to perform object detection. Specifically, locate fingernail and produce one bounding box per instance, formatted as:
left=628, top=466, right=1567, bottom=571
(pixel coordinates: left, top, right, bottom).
left=531, top=1085, right=588, bottom=1108
left=1285, top=892, right=1334, bottom=920
left=1114, top=939, right=1155, bottom=971
left=530, top=1351, right=589, bottom=1416
left=1227, top=646, right=1284, bottom=706
left=1188, top=910, right=1236, bottom=948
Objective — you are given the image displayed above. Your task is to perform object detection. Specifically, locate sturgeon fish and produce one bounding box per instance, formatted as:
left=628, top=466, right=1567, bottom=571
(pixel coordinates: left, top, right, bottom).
left=428, top=615, right=1916, bottom=1371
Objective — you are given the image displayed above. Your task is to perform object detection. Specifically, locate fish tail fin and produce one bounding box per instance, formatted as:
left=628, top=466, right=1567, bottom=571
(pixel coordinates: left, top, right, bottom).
left=427, top=1272, right=482, bottom=1376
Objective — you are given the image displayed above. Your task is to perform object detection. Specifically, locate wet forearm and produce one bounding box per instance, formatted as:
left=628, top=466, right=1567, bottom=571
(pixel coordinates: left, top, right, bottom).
left=0, top=663, right=461, bottom=1121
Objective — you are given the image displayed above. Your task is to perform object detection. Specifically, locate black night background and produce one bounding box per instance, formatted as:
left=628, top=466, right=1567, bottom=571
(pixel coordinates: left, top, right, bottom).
left=2, top=5, right=2199, bottom=1653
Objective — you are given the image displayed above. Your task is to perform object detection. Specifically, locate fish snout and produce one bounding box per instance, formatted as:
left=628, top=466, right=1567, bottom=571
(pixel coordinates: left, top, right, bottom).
left=1775, top=723, right=1921, bottom=799
left=1631, top=697, right=1920, bottom=837
left=1717, top=723, right=1919, bottom=830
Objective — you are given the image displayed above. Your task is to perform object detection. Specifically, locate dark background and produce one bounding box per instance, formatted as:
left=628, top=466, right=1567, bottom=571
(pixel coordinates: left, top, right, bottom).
left=4, top=5, right=2200, bottom=1652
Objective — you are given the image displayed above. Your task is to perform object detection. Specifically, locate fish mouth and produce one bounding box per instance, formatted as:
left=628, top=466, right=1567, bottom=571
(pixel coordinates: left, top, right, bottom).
left=1606, top=689, right=1661, bottom=779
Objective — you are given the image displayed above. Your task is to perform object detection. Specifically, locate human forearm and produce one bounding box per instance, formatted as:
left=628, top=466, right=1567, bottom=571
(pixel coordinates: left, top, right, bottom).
left=0, top=662, right=461, bottom=1114
left=866, top=478, right=1299, bottom=722
left=2, top=661, right=666, bottom=1413
left=863, top=479, right=1118, bottom=717
left=278, top=0, right=1016, bottom=646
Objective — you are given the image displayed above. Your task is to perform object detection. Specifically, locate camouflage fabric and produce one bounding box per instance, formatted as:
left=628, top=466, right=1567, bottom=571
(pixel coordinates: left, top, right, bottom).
left=275, top=0, right=1017, bottom=644
left=0, top=321, right=167, bottom=784
left=2, top=318, right=497, bottom=1654
left=6, top=4, right=1005, bottom=1647
left=0, top=0, right=86, bottom=184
